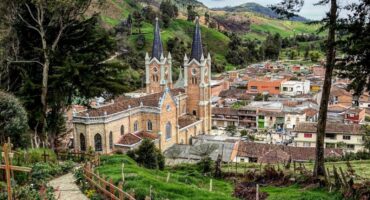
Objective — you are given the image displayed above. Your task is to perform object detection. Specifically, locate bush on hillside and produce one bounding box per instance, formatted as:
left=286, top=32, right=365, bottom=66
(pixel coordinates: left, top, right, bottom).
left=126, top=139, right=165, bottom=170
left=0, top=90, right=29, bottom=148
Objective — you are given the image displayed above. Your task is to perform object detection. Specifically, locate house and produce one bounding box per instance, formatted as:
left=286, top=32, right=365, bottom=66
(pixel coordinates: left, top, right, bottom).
left=344, top=108, right=366, bottom=124
left=235, top=141, right=343, bottom=163
left=247, top=78, right=284, bottom=95
left=292, top=122, right=364, bottom=152
left=280, top=80, right=311, bottom=96
left=212, top=107, right=257, bottom=129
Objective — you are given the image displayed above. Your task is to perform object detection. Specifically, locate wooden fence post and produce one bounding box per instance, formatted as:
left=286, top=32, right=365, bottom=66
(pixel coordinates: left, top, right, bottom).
left=118, top=182, right=124, bottom=200
left=256, top=184, right=259, bottom=200
left=166, top=172, right=171, bottom=183
left=209, top=179, right=213, bottom=192
left=109, top=178, right=114, bottom=200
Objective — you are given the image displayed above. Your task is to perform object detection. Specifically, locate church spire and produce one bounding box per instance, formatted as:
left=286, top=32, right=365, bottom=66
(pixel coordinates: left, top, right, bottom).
left=190, top=16, right=203, bottom=62
left=152, top=17, right=163, bottom=60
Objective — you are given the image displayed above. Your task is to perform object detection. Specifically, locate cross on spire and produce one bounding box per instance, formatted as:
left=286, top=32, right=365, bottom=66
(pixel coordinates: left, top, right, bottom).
left=152, top=17, right=163, bottom=60
left=190, top=16, right=203, bottom=62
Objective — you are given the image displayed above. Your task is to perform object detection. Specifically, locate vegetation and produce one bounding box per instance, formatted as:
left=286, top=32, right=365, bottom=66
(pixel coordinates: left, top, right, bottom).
left=261, top=185, right=343, bottom=200
left=127, top=139, right=165, bottom=170
left=225, top=125, right=237, bottom=136
left=0, top=90, right=28, bottom=147
left=96, top=155, right=236, bottom=200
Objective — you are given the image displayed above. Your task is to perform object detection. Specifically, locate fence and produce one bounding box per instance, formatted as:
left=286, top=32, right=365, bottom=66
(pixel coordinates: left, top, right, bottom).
left=83, top=163, right=135, bottom=200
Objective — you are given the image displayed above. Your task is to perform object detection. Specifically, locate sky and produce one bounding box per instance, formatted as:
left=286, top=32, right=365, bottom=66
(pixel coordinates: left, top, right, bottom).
left=198, top=0, right=356, bottom=20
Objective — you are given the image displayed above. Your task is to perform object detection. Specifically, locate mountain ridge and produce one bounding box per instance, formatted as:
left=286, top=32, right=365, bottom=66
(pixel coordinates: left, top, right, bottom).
left=212, top=2, right=309, bottom=22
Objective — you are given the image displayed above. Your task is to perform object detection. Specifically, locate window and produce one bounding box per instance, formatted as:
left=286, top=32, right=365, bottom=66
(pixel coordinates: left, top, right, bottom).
left=249, top=157, right=258, bottom=163
left=120, top=125, right=125, bottom=135
left=147, top=120, right=153, bottom=131
left=346, top=144, right=355, bottom=150
left=251, top=86, right=258, bottom=90
left=325, top=133, right=336, bottom=139
left=304, top=133, right=312, bottom=138
left=80, top=133, right=86, bottom=151
left=193, top=110, right=197, bottom=116
left=166, top=122, right=172, bottom=140
left=269, top=116, right=273, bottom=121
left=94, top=133, right=102, bottom=152
left=240, top=158, right=245, bottom=162
left=275, top=87, right=280, bottom=90
left=109, top=131, right=113, bottom=149
left=191, top=76, right=198, bottom=84
left=166, top=104, right=171, bottom=111
left=343, top=135, right=351, bottom=140
left=283, top=87, right=288, bottom=91
left=303, top=142, right=311, bottom=147
left=134, top=121, right=138, bottom=132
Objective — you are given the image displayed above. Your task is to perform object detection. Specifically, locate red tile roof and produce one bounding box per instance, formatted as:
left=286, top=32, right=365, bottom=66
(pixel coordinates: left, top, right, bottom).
left=79, top=88, right=184, bottom=117
left=237, top=141, right=344, bottom=162
left=294, top=122, right=362, bottom=135
left=116, top=131, right=158, bottom=146
left=178, top=114, right=199, bottom=128
left=212, top=107, right=239, bottom=116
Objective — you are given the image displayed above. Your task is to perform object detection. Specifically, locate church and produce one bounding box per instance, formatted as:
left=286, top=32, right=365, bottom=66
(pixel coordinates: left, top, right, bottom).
left=72, top=17, right=212, bottom=153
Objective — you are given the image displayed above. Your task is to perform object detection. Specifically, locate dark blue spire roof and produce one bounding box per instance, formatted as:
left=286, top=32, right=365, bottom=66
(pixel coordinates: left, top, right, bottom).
left=190, top=17, right=203, bottom=62
left=152, top=18, right=163, bottom=60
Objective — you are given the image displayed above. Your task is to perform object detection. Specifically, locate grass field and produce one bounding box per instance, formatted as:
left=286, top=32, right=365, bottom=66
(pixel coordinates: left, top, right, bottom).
left=222, top=160, right=370, bottom=183
left=261, top=185, right=343, bottom=200
left=95, top=155, right=357, bottom=200
left=97, top=155, right=236, bottom=200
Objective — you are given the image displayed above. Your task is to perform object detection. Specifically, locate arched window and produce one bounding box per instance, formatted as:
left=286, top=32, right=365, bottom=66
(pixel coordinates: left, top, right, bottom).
left=109, top=131, right=113, bottom=149
left=166, top=122, right=172, bottom=139
left=80, top=133, right=86, bottom=151
left=134, top=121, right=139, bottom=132
left=192, top=77, right=198, bottom=84
left=147, top=120, right=153, bottom=131
left=120, top=125, right=125, bottom=135
left=94, top=133, right=102, bottom=152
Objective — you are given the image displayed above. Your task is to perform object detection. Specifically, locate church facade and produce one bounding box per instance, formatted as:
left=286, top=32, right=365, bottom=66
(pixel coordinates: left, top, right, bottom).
left=72, top=17, right=212, bottom=153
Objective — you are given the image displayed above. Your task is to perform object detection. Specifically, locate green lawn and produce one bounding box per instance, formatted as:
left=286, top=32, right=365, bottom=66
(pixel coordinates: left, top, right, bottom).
left=222, top=160, right=370, bottom=183
left=96, top=155, right=236, bottom=200
left=95, top=155, right=354, bottom=200
left=261, top=185, right=343, bottom=200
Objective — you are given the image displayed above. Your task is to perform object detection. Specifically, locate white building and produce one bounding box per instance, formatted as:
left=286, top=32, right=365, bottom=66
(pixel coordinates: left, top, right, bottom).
left=281, top=80, right=310, bottom=96
left=292, top=122, right=364, bottom=152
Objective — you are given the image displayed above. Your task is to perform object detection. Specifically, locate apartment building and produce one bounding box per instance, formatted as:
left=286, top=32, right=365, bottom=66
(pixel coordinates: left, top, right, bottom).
left=212, top=107, right=257, bottom=129
left=280, top=80, right=311, bottom=96
left=292, top=122, right=364, bottom=152
left=247, top=78, right=284, bottom=95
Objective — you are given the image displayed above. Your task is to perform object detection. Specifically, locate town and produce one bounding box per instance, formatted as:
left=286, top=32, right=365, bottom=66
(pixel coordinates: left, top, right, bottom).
left=0, top=0, right=369, bottom=200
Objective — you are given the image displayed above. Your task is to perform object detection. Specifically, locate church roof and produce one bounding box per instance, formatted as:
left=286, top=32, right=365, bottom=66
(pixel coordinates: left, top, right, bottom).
left=78, top=88, right=185, bottom=117
left=151, top=18, right=163, bottom=60
left=189, top=17, right=203, bottom=62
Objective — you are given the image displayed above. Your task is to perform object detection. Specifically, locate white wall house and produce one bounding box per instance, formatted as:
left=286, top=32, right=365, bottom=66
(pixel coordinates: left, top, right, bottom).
left=281, top=80, right=310, bottom=96
left=292, top=122, right=364, bottom=152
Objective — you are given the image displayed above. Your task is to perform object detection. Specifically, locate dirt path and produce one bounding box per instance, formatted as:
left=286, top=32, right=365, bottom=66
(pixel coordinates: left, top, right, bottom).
left=48, top=172, right=88, bottom=200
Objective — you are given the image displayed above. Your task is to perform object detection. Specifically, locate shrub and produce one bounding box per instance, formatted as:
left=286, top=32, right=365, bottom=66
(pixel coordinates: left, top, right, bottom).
left=31, top=162, right=62, bottom=187
left=18, top=148, right=57, bottom=164
left=197, top=157, right=213, bottom=174
left=128, top=139, right=165, bottom=170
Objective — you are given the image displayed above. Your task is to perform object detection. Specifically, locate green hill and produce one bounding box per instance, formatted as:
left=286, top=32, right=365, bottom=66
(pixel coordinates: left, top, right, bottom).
left=90, top=0, right=321, bottom=69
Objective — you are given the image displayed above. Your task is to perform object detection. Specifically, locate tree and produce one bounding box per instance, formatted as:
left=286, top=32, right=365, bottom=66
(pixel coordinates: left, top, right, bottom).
left=132, top=10, right=144, bottom=34
left=271, top=0, right=338, bottom=179
left=225, top=125, right=237, bottom=136
left=336, top=0, right=370, bottom=96
left=240, top=130, right=248, bottom=137
left=142, top=6, right=157, bottom=23
left=204, top=12, right=210, bottom=25
left=1, top=1, right=127, bottom=148
left=0, top=91, right=28, bottom=148
left=187, top=5, right=197, bottom=21
left=160, top=0, right=178, bottom=28
left=0, top=0, right=95, bottom=146
left=363, top=126, right=370, bottom=152
left=135, top=139, right=165, bottom=170
left=309, top=51, right=320, bottom=62
left=190, top=143, right=218, bottom=173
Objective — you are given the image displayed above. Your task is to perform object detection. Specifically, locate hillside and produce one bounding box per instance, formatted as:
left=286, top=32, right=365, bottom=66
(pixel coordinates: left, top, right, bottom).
left=213, top=2, right=308, bottom=22
left=89, top=0, right=321, bottom=70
